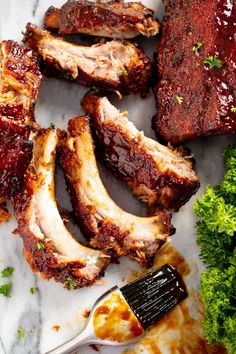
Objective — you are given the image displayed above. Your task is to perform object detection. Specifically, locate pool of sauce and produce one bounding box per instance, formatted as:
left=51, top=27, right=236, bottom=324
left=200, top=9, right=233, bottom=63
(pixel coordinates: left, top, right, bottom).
left=123, top=243, right=226, bottom=354
left=93, top=292, right=144, bottom=342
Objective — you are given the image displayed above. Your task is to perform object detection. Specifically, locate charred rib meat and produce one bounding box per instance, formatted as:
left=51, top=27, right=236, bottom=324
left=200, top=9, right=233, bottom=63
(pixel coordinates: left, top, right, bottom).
left=14, top=128, right=110, bottom=288
left=82, top=92, right=200, bottom=211
left=23, top=24, right=152, bottom=95
left=60, top=116, right=173, bottom=268
left=44, top=0, right=160, bottom=39
left=0, top=40, right=42, bottom=123
left=0, top=117, right=33, bottom=200
left=0, top=41, right=42, bottom=203
left=153, top=0, right=236, bottom=143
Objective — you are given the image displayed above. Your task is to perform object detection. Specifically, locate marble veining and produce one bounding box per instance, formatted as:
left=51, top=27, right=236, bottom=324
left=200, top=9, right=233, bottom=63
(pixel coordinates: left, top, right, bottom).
left=0, top=1, right=235, bottom=354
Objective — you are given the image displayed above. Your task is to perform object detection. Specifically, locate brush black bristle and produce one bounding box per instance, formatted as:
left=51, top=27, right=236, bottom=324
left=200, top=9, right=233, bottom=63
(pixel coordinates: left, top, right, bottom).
left=120, top=264, right=187, bottom=329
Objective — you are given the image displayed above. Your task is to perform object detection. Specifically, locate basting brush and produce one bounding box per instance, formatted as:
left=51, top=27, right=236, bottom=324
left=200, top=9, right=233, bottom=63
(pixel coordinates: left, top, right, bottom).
left=45, top=264, right=187, bottom=354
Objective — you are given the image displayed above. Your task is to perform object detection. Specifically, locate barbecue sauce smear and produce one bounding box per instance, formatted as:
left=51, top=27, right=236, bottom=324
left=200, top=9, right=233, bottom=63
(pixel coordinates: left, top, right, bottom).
left=122, top=243, right=226, bottom=354
left=93, top=292, right=144, bottom=342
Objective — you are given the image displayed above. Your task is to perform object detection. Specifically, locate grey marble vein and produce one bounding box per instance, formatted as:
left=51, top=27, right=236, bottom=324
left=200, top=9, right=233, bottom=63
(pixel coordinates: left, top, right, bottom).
left=0, top=337, right=6, bottom=354
left=10, top=305, right=41, bottom=354
left=33, top=0, right=40, bottom=17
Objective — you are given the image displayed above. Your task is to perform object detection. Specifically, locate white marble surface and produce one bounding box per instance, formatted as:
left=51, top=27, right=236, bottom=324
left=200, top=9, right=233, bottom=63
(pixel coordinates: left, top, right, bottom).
left=0, top=1, right=235, bottom=354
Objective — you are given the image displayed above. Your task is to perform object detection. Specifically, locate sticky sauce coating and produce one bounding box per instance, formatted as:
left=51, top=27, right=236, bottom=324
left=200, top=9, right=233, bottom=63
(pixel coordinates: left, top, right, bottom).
left=93, top=292, right=144, bottom=342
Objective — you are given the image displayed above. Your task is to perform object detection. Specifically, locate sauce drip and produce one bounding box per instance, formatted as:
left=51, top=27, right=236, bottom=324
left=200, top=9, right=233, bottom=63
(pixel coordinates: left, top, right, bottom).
left=93, top=292, right=144, bottom=342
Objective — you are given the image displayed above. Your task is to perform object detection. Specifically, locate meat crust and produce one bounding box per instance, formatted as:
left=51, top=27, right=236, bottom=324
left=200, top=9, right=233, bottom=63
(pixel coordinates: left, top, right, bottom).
left=59, top=116, right=173, bottom=268
left=44, top=0, right=160, bottom=39
left=14, top=129, right=110, bottom=288
left=23, top=23, right=152, bottom=95
left=82, top=92, right=200, bottom=211
left=0, top=40, right=42, bottom=123
left=153, top=0, right=236, bottom=143
left=0, top=41, right=42, bottom=203
left=0, top=116, right=33, bottom=200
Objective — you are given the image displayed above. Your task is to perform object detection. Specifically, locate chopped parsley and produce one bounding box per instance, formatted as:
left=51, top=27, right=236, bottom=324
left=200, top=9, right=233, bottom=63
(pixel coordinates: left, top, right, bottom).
left=64, top=277, right=77, bottom=291
left=176, top=95, right=184, bottom=105
left=1, top=266, right=14, bottom=278
left=204, top=55, right=223, bottom=69
left=0, top=282, right=12, bottom=297
left=29, top=287, right=38, bottom=294
left=192, top=41, right=203, bottom=52
left=36, top=242, right=44, bottom=250
left=49, top=122, right=55, bottom=129
left=17, top=326, right=25, bottom=346
left=231, top=106, right=236, bottom=113
left=122, top=68, right=128, bottom=76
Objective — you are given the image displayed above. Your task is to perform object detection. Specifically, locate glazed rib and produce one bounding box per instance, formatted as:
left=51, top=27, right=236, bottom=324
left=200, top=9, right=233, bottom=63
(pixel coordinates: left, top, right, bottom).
left=0, top=40, right=42, bottom=123
left=82, top=92, right=200, bottom=211
left=0, top=117, right=33, bottom=200
left=23, top=24, right=152, bottom=95
left=44, top=0, right=160, bottom=39
left=60, top=116, right=173, bottom=268
left=14, top=129, right=110, bottom=288
left=153, top=0, right=236, bottom=143
left=0, top=41, right=42, bottom=203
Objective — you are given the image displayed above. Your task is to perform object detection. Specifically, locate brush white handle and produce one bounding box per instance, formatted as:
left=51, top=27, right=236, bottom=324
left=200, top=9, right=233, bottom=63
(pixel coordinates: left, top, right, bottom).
left=45, top=329, right=93, bottom=354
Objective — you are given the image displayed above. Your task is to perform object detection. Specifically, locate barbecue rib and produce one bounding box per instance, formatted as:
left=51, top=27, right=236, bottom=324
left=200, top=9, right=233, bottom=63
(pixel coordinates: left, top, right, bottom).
left=0, top=40, right=42, bottom=123
left=44, top=0, right=160, bottom=39
left=0, top=41, right=42, bottom=203
left=0, top=117, right=33, bottom=200
left=60, top=116, right=173, bottom=268
left=23, top=24, right=152, bottom=95
left=14, top=128, right=110, bottom=288
left=82, top=92, right=200, bottom=211
left=153, top=0, right=236, bottom=144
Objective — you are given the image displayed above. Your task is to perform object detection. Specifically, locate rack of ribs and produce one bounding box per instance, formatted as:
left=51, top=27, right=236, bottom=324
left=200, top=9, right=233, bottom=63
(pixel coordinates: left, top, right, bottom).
left=23, top=23, right=152, bottom=96
left=44, top=0, right=160, bottom=39
left=82, top=92, right=200, bottom=211
left=14, top=128, right=110, bottom=288
left=153, top=0, right=236, bottom=144
left=59, top=116, right=173, bottom=268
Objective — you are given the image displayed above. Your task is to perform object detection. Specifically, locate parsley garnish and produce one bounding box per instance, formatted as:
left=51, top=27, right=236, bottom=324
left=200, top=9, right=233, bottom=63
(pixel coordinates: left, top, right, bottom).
left=122, top=68, right=128, bottom=76
left=29, top=287, right=38, bottom=294
left=204, top=56, right=223, bottom=69
left=0, top=282, right=12, bottom=297
left=64, top=277, right=77, bottom=291
left=231, top=106, right=236, bottom=113
left=17, top=326, right=25, bottom=345
left=49, top=122, right=55, bottom=129
left=192, top=41, right=203, bottom=52
left=1, top=266, right=14, bottom=278
left=36, top=242, right=44, bottom=250
left=176, top=95, right=184, bottom=105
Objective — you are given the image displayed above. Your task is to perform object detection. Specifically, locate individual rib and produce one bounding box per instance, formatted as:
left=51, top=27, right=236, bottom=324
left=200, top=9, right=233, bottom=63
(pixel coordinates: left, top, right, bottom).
left=14, top=128, right=110, bottom=288
left=0, top=40, right=42, bottom=203
left=82, top=92, right=200, bottom=211
left=23, top=23, right=152, bottom=96
left=44, top=0, right=160, bottom=39
left=59, top=116, right=173, bottom=268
